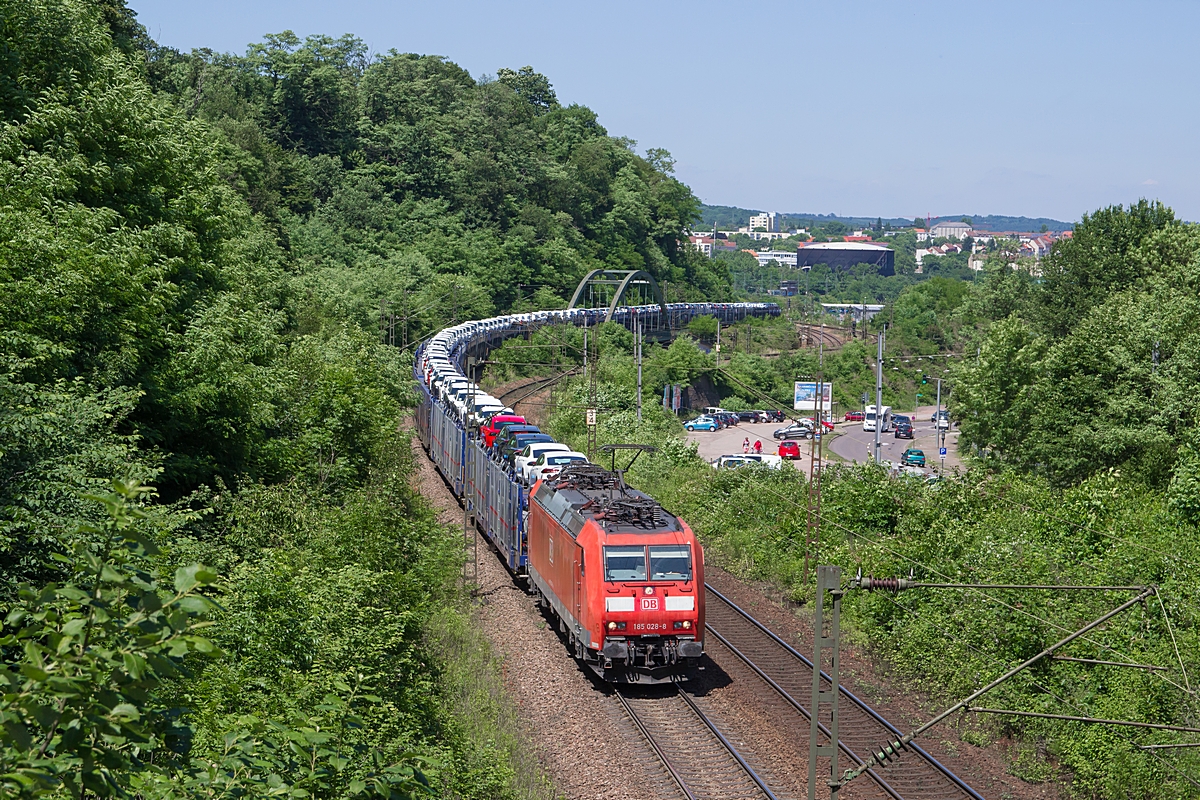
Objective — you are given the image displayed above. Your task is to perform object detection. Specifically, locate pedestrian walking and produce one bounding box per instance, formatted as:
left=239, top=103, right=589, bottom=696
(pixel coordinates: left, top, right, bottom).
left=754, top=440, right=763, bottom=455
left=743, top=437, right=750, bottom=454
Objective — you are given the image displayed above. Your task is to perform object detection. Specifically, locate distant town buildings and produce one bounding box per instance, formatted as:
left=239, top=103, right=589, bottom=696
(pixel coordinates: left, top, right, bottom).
left=754, top=250, right=798, bottom=268
left=689, top=211, right=1070, bottom=274
left=930, top=220, right=973, bottom=240
left=740, top=230, right=792, bottom=241
left=688, top=236, right=715, bottom=256
left=916, top=242, right=963, bottom=267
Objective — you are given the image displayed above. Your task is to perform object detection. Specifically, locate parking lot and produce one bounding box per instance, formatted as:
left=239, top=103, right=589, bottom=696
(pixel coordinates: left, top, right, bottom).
left=683, top=405, right=961, bottom=480
left=684, top=419, right=829, bottom=479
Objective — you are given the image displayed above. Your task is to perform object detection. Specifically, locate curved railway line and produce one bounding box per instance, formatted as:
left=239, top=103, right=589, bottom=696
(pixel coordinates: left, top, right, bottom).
left=704, top=585, right=984, bottom=800
left=796, top=324, right=850, bottom=351
left=414, top=299, right=985, bottom=800
left=493, top=371, right=575, bottom=408
left=614, top=684, right=780, bottom=800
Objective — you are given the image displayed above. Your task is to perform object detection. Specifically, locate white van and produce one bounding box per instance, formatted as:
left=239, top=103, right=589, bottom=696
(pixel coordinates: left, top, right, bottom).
left=863, top=405, right=892, bottom=433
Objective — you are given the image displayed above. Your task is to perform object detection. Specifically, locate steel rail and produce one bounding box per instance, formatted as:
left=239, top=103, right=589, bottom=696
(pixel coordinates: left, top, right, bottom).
left=705, top=583, right=985, bottom=800
left=704, top=625, right=903, bottom=800
left=612, top=689, right=698, bottom=800
left=614, top=685, right=778, bottom=800
left=674, top=687, right=781, bottom=800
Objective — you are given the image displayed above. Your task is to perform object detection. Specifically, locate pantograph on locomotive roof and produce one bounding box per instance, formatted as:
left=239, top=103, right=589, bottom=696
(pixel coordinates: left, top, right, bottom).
left=545, top=463, right=672, bottom=531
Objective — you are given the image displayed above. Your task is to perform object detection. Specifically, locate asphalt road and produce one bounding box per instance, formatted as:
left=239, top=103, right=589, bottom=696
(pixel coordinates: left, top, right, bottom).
left=828, top=404, right=961, bottom=475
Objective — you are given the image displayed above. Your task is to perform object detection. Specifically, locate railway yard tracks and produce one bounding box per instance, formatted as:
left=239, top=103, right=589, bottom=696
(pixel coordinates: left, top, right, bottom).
left=704, top=584, right=984, bottom=800
left=615, top=684, right=780, bottom=800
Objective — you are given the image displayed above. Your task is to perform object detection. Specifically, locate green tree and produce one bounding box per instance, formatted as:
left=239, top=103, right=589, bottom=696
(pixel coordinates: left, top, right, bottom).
left=1037, top=200, right=1175, bottom=337
left=950, top=314, right=1046, bottom=462
left=495, top=66, right=558, bottom=113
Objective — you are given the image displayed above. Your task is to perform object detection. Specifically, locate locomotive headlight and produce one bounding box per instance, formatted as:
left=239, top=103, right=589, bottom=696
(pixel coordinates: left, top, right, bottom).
left=682, top=620, right=692, bottom=629
left=607, top=621, right=617, bottom=631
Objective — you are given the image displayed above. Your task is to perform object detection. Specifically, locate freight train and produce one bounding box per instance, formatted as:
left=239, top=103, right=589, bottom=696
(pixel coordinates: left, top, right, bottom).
left=414, top=301, right=778, bottom=681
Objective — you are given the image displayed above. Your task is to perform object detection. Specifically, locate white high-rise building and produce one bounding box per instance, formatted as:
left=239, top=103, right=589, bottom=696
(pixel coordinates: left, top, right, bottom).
left=749, top=212, right=779, bottom=232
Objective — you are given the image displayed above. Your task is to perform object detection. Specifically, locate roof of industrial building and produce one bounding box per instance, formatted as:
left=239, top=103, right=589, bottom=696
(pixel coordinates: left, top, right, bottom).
left=798, top=241, right=893, bottom=251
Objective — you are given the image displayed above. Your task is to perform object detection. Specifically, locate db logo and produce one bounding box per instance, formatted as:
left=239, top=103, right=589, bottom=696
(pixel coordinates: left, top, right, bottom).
left=640, top=598, right=659, bottom=611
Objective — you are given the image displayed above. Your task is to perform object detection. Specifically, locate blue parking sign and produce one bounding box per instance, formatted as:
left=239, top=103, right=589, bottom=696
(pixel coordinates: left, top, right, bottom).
left=939, top=447, right=947, bottom=457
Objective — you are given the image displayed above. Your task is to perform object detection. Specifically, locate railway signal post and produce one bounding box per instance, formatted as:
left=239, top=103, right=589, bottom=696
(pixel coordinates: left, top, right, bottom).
left=808, top=565, right=843, bottom=800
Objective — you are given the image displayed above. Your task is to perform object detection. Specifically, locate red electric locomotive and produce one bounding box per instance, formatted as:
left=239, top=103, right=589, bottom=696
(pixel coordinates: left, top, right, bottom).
left=526, top=464, right=704, bottom=682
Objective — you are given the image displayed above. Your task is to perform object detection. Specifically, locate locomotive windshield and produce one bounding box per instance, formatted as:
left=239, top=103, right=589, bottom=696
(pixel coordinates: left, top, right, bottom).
left=649, top=546, right=692, bottom=580
left=603, top=545, right=692, bottom=581
left=604, top=546, right=646, bottom=581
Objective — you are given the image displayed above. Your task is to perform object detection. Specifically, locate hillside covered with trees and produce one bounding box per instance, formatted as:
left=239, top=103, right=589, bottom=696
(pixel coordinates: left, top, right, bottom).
left=0, top=0, right=723, bottom=796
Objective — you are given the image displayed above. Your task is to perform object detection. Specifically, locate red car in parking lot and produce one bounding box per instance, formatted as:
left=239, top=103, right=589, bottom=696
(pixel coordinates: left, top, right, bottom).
left=777, top=440, right=802, bottom=459
left=844, top=410, right=864, bottom=422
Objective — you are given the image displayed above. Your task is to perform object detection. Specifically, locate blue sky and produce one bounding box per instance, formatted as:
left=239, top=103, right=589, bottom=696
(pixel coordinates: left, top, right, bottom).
left=131, top=0, right=1199, bottom=223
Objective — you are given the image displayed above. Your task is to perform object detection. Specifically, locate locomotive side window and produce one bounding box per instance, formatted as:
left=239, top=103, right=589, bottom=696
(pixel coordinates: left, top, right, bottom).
left=649, top=546, right=692, bottom=580
left=604, top=546, right=646, bottom=581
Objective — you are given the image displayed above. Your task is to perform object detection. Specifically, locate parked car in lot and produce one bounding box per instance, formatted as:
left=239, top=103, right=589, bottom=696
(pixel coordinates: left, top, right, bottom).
left=803, top=417, right=836, bottom=433
left=844, top=410, right=864, bottom=422
left=777, top=440, right=802, bottom=459
left=736, top=410, right=767, bottom=423
left=900, top=448, right=926, bottom=467
left=894, top=421, right=915, bottom=439
left=713, top=411, right=740, bottom=428
left=763, top=409, right=785, bottom=423
left=773, top=421, right=814, bottom=440
left=684, top=415, right=719, bottom=432
left=712, top=454, right=783, bottom=470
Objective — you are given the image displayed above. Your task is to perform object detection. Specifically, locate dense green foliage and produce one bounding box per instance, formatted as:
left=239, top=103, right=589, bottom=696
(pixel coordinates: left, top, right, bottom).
left=951, top=201, right=1200, bottom=488
left=145, top=33, right=729, bottom=333
left=0, top=1, right=573, bottom=796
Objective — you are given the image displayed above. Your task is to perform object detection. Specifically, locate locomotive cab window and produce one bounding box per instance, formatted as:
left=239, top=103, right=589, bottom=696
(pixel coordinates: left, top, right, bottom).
left=604, top=546, right=646, bottom=581
left=649, top=546, right=692, bottom=581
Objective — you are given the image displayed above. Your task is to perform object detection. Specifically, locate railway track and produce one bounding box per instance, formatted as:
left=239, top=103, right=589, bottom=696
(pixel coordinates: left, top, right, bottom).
left=614, top=684, right=781, bottom=800
left=490, top=370, right=578, bottom=421
left=704, top=585, right=985, bottom=800
left=796, top=324, right=849, bottom=351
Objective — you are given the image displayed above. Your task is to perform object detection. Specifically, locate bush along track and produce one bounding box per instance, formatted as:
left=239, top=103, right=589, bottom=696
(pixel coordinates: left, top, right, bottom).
left=0, top=1, right=549, bottom=796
